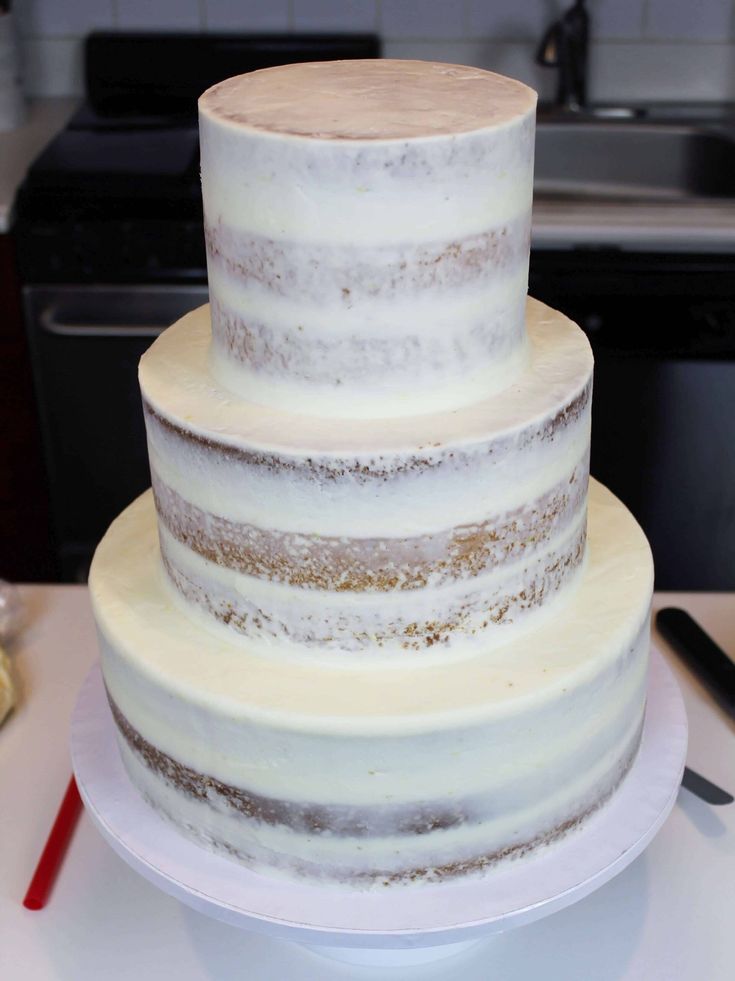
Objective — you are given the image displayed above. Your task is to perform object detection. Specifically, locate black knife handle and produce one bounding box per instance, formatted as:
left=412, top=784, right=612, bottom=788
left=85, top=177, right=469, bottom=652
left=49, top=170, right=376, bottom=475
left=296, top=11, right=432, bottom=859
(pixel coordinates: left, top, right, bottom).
left=681, top=766, right=734, bottom=806
left=656, top=607, right=735, bottom=719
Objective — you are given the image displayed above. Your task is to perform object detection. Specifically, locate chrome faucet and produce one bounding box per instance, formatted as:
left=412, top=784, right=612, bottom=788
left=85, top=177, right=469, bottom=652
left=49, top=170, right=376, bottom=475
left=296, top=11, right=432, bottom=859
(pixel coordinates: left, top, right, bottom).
left=536, top=0, right=589, bottom=112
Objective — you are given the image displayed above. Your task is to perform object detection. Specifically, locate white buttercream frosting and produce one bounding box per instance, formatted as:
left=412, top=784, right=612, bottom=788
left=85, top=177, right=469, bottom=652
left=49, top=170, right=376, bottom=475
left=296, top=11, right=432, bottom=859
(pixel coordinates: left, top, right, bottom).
left=91, top=480, right=652, bottom=881
left=92, top=480, right=652, bottom=728
left=139, top=297, right=591, bottom=455
left=139, top=298, right=592, bottom=654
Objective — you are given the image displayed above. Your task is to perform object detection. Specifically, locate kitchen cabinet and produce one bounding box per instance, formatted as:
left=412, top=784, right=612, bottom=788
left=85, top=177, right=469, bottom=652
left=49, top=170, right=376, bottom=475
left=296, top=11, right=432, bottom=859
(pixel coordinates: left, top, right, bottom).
left=531, top=248, right=735, bottom=590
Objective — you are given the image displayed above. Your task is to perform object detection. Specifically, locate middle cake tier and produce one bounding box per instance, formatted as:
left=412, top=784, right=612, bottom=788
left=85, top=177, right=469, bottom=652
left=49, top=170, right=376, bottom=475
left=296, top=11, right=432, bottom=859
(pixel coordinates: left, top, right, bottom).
left=140, top=296, right=593, bottom=657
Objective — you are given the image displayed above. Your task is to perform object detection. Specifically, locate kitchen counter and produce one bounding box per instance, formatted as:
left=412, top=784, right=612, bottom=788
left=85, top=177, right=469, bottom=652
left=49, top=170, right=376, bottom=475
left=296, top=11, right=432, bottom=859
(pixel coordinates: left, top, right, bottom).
left=0, top=586, right=733, bottom=980
left=533, top=197, right=735, bottom=252
left=0, top=98, right=77, bottom=233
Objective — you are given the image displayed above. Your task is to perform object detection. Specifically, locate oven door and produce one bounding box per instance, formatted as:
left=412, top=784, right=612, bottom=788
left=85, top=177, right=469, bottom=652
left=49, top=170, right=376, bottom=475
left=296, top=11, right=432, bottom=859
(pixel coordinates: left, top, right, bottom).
left=24, top=284, right=208, bottom=581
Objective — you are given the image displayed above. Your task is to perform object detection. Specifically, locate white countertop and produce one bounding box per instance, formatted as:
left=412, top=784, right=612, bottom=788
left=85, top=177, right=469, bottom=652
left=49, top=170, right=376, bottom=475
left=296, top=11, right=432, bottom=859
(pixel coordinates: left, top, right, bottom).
left=1, top=586, right=733, bottom=980
left=0, top=98, right=77, bottom=234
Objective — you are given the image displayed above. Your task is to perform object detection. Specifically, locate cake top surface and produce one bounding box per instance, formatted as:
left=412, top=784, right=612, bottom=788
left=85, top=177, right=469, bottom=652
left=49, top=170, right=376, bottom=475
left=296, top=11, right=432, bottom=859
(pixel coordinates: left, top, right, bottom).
left=199, top=59, right=537, bottom=141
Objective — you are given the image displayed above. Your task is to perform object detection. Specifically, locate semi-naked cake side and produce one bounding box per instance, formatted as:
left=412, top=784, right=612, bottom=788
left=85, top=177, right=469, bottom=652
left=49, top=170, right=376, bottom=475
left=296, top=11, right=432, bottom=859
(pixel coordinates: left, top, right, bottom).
left=89, top=60, right=654, bottom=886
left=140, top=297, right=592, bottom=654
left=92, top=478, right=652, bottom=885
left=199, top=60, right=537, bottom=420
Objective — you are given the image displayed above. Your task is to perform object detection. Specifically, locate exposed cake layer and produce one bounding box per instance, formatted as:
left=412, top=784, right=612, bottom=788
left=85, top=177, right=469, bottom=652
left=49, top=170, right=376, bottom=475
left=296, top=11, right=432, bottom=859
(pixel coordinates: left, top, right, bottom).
left=157, top=513, right=587, bottom=652
left=140, top=298, right=593, bottom=655
left=199, top=61, right=536, bottom=417
left=151, top=460, right=587, bottom=592
left=90, top=480, right=653, bottom=885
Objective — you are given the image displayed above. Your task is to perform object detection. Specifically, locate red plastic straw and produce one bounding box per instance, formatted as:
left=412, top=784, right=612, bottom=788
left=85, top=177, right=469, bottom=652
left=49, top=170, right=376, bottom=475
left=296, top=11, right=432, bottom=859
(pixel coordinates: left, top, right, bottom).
left=23, top=776, right=82, bottom=910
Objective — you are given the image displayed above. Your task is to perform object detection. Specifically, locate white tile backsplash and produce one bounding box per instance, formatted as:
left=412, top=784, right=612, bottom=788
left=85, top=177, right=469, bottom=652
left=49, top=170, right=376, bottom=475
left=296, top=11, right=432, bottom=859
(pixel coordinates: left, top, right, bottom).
left=15, top=0, right=114, bottom=38
left=292, top=0, right=377, bottom=32
left=467, top=0, right=559, bottom=41
left=645, top=0, right=733, bottom=42
left=469, top=0, right=647, bottom=43
left=380, top=0, right=466, bottom=41
left=590, top=0, right=645, bottom=41
left=15, top=0, right=735, bottom=102
left=590, top=40, right=735, bottom=101
left=204, top=0, right=290, bottom=32
left=115, top=0, right=202, bottom=31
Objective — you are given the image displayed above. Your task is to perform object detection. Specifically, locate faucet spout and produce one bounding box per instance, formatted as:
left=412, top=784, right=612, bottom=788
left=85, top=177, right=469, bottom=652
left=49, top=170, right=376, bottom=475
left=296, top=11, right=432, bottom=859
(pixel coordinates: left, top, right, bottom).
left=535, top=0, right=589, bottom=112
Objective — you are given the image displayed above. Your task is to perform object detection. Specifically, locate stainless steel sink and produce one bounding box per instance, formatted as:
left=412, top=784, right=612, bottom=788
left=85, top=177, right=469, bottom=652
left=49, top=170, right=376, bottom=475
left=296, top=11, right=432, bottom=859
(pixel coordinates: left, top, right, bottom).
left=534, top=121, right=735, bottom=200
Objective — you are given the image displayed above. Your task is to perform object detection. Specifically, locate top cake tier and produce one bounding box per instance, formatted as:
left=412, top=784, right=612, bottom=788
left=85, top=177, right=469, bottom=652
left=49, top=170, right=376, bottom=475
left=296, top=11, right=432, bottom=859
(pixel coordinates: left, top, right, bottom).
left=199, top=60, right=537, bottom=419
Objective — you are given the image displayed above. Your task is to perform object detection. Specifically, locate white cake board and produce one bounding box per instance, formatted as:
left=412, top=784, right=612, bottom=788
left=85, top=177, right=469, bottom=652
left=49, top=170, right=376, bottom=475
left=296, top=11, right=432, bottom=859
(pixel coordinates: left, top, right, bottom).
left=71, top=649, right=687, bottom=968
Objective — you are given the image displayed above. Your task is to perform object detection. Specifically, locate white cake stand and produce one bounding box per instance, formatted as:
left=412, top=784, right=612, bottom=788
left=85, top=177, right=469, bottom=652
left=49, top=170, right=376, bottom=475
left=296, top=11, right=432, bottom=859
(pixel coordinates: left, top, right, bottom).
left=70, top=649, right=687, bottom=969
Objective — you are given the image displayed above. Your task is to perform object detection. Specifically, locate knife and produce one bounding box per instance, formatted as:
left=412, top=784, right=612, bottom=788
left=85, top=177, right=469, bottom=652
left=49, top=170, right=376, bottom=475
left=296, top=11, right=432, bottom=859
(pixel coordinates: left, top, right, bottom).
left=681, top=766, right=733, bottom=806
left=656, top=607, right=735, bottom=721
left=656, top=607, right=734, bottom=806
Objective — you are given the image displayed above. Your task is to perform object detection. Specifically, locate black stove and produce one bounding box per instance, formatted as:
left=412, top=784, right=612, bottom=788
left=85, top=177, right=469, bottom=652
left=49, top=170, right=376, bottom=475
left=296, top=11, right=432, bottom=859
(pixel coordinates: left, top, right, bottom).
left=16, top=30, right=380, bottom=283
left=16, top=31, right=380, bottom=581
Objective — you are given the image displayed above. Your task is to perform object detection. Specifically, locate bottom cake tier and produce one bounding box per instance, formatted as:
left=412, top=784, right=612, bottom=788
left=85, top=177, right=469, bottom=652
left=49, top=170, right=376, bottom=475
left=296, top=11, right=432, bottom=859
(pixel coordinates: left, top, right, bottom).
left=90, top=478, right=653, bottom=887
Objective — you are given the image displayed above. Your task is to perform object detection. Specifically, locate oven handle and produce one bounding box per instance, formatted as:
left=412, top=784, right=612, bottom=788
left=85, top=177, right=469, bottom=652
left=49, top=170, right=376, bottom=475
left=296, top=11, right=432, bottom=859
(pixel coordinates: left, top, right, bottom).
left=39, top=305, right=169, bottom=338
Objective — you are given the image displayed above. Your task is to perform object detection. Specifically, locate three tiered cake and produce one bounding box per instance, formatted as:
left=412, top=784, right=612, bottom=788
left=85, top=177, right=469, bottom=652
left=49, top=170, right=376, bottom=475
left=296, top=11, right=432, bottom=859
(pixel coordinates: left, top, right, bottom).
left=90, top=60, right=654, bottom=885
